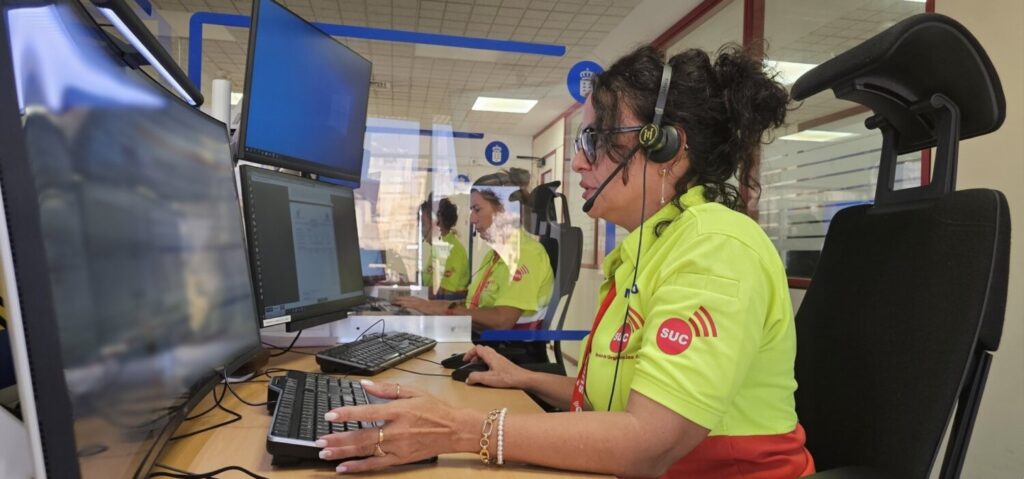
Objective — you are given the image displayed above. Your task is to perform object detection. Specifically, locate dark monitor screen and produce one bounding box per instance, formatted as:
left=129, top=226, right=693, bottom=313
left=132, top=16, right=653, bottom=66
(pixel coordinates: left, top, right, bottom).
left=238, top=0, right=371, bottom=183
left=239, top=166, right=365, bottom=330
left=360, top=249, right=386, bottom=283
left=0, top=1, right=262, bottom=476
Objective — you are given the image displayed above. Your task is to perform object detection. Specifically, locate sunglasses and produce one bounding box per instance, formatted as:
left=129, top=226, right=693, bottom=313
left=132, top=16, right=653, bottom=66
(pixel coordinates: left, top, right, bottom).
left=573, top=124, right=644, bottom=165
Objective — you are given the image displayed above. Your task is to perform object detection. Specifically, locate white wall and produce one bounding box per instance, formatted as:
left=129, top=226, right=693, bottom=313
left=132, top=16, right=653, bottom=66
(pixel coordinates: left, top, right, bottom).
left=532, top=117, right=565, bottom=189
left=935, top=1, right=1024, bottom=476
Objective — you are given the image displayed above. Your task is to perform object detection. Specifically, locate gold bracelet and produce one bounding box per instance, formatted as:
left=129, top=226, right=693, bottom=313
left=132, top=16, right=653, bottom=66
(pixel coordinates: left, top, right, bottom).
left=479, top=409, right=501, bottom=465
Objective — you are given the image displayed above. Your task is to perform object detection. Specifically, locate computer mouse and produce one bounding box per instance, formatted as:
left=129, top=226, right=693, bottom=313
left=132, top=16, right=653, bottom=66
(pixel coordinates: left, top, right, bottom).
left=440, top=352, right=469, bottom=369
left=451, top=361, right=489, bottom=382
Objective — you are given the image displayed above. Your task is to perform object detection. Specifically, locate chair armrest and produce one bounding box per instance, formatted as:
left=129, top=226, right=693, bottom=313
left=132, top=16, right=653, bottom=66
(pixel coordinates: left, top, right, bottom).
left=478, top=330, right=589, bottom=342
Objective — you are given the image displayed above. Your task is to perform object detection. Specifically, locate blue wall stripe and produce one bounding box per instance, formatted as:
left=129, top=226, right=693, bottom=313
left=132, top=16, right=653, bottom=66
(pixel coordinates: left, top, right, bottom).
left=188, top=12, right=566, bottom=88
left=365, top=126, right=484, bottom=139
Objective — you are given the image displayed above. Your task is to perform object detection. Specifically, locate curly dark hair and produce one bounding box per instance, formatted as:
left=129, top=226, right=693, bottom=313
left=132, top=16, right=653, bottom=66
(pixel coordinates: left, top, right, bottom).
left=590, top=43, right=789, bottom=229
left=436, top=198, right=458, bottom=231
left=420, top=196, right=459, bottom=232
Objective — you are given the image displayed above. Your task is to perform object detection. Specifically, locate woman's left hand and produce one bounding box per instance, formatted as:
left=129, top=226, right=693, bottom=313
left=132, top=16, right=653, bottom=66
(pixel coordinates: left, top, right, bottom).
left=317, top=380, right=478, bottom=473
left=391, top=296, right=447, bottom=315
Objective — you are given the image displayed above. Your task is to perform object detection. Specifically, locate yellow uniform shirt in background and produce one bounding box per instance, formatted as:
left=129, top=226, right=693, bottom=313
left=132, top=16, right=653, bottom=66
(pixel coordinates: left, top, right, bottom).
left=465, top=230, right=553, bottom=329
left=423, top=231, right=469, bottom=294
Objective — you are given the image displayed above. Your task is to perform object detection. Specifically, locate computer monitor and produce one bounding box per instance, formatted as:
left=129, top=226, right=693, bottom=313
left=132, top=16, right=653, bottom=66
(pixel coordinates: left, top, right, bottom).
left=360, top=248, right=387, bottom=284
left=0, top=1, right=263, bottom=476
left=238, top=0, right=372, bottom=183
left=239, top=166, right=366, bottom=331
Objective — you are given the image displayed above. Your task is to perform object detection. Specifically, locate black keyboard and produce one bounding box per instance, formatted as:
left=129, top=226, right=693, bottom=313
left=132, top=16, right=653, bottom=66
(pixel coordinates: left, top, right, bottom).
left=265, top=371, right=383, bottom=466
left=315, top=332, right=437, bottom=375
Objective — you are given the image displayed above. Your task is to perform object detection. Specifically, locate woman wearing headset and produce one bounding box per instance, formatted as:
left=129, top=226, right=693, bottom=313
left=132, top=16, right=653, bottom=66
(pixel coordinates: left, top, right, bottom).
left=420, top=197, right=470, bottom=299
left=317, top=45, right=814, bottom=478
left=396, top=172, right=554, bottom=335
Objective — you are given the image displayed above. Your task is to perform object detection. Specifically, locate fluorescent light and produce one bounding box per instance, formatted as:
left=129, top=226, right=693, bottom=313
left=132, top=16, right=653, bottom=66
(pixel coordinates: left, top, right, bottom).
left=764, top=60, right=818, bottom=85
left=904, top=0, right=927, bottom=3
left=97, top=7, right=197, bottom=105
left=231, top=91, right=244, bottom=105
left=780, top=130, right=857, bottom=142
left=472, top=96, right=538, bottom=114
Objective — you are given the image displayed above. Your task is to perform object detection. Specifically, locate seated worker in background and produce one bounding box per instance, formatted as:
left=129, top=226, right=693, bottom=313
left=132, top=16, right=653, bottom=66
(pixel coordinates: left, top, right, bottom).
left=395, top=171, right=554, bottom=335
left=317, top=44, right=814, bottom=477
left=420, top=197, right=469, bottom=300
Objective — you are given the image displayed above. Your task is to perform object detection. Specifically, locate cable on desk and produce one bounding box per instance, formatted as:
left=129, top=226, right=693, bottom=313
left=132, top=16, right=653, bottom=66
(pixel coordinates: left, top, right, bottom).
left=184, top=382, right=227, bottom=421
left=391, top=366, right=450, bottom=378
left=220, top=370, right=268, bottom=407
left=264, top=330, right=303, bottom=357
left=170, top=383, right=241, bottom=441
left=149, top=463, right=268, bottom=479
left=415, top=356, right=443, bottom=366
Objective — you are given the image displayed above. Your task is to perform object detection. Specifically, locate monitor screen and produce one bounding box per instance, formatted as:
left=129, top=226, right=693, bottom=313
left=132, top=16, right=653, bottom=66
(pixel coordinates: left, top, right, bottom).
left=0, top=1, right=262, bottom=476
left=360, top=249, right=386, bottom=283
left=239, top=0, right=372, bottom=183
left=239, top=166, right=365, bottom=330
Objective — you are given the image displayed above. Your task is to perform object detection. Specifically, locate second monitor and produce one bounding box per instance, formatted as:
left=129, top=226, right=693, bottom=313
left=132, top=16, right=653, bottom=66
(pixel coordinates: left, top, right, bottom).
left=239, top=165, right=365, bottom=331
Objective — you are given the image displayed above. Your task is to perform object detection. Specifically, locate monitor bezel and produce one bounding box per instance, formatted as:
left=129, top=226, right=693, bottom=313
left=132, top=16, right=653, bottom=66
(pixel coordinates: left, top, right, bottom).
left=0, top=2, right=263, bottom=476
left=238, top=165, right=367, bottom=332
left=236, top=0, right=371, bottom=184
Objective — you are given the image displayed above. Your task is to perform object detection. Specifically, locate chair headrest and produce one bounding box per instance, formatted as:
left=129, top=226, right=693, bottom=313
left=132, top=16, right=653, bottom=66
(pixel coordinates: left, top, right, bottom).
left=791, top=13, right=1004, bottom=155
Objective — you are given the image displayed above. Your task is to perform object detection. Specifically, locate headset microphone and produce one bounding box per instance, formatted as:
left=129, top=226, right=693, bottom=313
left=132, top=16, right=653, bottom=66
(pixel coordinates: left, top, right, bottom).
left=582, top=144, right=641, bottom=213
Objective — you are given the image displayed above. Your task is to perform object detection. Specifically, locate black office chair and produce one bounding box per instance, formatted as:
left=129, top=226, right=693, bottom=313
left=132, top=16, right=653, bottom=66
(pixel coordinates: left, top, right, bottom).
left=479, top=182, right=585, bottom=376
left=789, top=14, right=1010, bottom=479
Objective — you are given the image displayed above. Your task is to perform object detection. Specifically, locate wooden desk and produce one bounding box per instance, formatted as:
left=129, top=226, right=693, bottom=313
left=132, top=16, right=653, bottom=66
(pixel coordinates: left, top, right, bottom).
left=156, top=343, right=606, bottom=478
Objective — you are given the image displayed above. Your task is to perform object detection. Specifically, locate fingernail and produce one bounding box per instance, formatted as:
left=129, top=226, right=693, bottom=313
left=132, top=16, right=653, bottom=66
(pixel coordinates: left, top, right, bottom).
left=336, top=465, right=348, bottom=473
left=319, top=450, right=332, bottom=459
left=314, top=439, right=327, bottom=447
left=360, top=379, right=374, bottom=386
left=324, top=412, right=338, bottom=421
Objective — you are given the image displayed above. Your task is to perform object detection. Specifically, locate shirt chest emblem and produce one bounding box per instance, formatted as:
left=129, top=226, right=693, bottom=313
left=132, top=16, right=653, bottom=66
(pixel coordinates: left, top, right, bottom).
left=608, top=306, right=644, bottom=352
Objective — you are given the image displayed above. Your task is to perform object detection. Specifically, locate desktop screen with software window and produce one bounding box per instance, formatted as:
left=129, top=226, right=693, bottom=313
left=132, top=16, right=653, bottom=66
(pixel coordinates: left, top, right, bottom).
left=238, top=0, right=371, bottom=183
left=0, top=0, right=262, bottom=476
left=240, top=166, right=365, bottom=330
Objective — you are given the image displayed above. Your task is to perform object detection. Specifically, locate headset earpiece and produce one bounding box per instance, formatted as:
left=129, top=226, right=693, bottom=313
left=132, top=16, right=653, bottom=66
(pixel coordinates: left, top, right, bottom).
left=639, top=63, right=679, bottom=164
left=645, top=125, right=679, bottom=163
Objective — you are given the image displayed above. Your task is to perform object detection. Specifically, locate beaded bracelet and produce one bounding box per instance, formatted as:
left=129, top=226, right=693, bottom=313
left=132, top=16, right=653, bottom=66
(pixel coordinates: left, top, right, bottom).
left=479, top=409, right=501, bottom=465
left=496, top=407, right=508, bottom=465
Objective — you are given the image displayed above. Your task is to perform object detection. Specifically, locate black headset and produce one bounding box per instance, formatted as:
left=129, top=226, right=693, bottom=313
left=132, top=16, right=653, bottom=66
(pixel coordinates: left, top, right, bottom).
left=636, top=63, right=680, bottom=164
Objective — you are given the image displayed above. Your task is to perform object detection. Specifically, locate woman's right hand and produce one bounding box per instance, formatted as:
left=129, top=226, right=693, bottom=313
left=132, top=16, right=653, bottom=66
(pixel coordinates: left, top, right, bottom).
left=460, top=345, right=532, bottom=389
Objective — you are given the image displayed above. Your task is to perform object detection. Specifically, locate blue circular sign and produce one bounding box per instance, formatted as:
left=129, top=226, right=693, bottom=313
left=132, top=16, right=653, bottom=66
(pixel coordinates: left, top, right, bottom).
left=567, top=60, right=603, bottom=103
left=484, top=141, right=509, bottom=166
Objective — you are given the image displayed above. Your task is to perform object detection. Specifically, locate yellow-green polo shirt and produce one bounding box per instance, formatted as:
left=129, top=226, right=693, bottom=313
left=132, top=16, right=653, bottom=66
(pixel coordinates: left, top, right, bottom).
left=466, top=229, right=554, bottom=329
left=423, top=231, right=469, bottom=293
left=579, top=186, right=799, bottom=437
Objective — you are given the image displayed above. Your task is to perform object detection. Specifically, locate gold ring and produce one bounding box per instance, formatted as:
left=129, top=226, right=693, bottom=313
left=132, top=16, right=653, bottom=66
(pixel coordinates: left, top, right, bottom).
left=373, top=428, right=387, bottom=457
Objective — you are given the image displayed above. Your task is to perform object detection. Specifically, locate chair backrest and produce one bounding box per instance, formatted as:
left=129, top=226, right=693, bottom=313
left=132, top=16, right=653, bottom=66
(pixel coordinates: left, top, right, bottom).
left=790, top=13, right=1010, bottom=479
left=530, top=182, right=583, bottom=333
left=794, top=190, right=1009, bottom=478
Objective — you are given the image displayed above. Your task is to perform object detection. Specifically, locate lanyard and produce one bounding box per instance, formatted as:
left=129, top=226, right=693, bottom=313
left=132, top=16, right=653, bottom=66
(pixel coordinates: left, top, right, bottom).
left=468, top=254, right=500, bottom=309
left=570, top=281, right=619, bottom=412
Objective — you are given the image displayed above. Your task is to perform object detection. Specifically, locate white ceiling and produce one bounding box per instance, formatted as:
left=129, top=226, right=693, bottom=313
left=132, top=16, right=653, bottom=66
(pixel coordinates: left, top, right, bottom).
left=147, top=0, right=667, bottom=136
left=141, top=0, right=926, bottom=138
